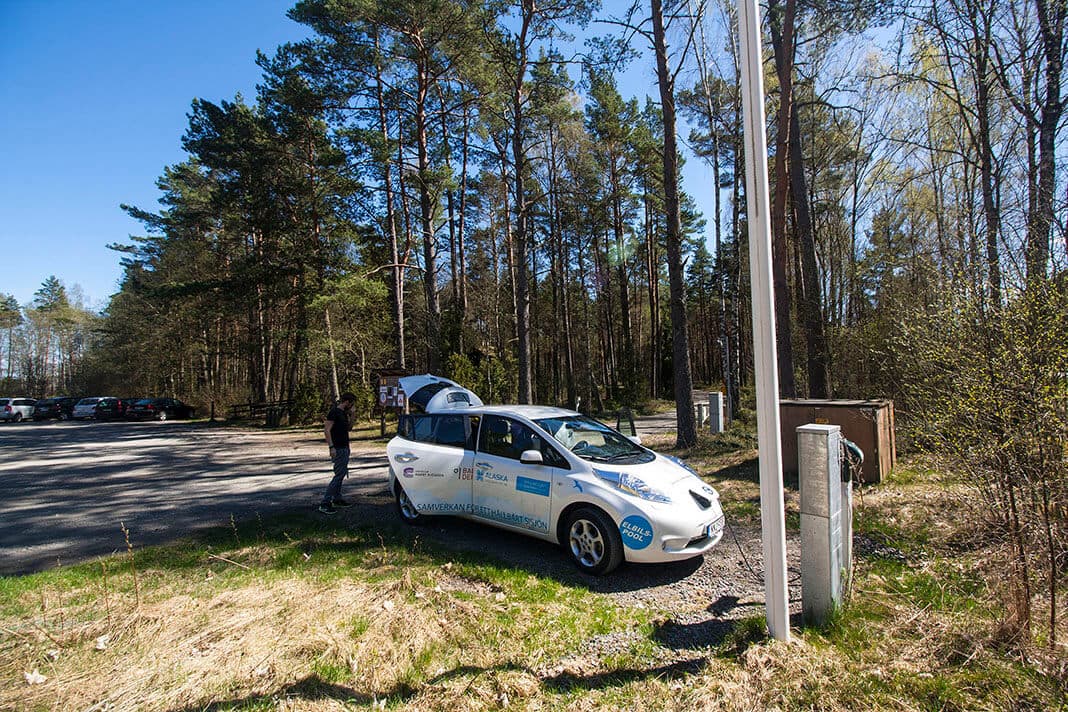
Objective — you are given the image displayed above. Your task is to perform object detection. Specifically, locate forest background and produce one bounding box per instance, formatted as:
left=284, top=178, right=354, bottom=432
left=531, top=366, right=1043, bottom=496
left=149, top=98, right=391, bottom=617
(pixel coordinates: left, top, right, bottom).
left=0, top=0, right=1066, bottom=649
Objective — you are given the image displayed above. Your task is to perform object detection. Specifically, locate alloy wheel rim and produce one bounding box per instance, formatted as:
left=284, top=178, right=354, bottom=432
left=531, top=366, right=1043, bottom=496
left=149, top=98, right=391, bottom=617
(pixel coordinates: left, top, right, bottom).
left=569, top=519, right=605, bottom=568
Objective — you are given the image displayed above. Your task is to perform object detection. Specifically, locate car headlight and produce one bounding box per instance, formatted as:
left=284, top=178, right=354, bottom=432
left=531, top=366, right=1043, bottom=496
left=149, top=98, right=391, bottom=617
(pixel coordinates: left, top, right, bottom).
left=594, top=469, right=672, bottom=504
left=665, top=454, right=699, bottom=476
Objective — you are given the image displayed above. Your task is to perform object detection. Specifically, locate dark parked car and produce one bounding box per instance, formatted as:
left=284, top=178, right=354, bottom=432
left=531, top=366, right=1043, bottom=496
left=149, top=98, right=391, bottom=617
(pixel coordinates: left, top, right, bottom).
left=32, top=396, right=79, bottom=421
left=127, top=398, right=194, bottom=421
left=94, top=397, right=128, bottom=420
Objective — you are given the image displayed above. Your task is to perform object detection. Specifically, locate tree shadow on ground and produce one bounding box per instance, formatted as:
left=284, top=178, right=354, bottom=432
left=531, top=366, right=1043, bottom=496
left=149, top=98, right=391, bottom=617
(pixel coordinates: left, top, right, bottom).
left=709, top=456, right=799, bottom=491
left=541, top=657, right=708, bottom=692
left=168, top=657, right=713, bottom=711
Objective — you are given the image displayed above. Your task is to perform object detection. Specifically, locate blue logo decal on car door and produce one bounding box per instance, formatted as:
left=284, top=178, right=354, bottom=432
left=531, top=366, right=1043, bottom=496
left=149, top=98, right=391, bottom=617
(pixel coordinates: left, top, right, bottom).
left=515, top=476, right=550, bottom=497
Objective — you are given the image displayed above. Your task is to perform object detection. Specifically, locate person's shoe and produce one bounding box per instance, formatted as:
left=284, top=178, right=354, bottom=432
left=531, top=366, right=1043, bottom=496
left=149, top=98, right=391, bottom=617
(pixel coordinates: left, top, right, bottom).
left=318, top=502, right=337, bottom=515
left=332, top=498, right=353, bottom=507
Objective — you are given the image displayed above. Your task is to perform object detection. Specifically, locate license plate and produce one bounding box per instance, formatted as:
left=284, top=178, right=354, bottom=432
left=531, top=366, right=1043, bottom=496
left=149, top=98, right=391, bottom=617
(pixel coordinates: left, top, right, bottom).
left=705, top=516, right=725, bottom=537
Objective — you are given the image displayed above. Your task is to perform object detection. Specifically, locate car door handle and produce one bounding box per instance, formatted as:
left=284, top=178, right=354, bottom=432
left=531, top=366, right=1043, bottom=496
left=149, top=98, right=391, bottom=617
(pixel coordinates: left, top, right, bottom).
left=394, top=453, right=419, bottom=463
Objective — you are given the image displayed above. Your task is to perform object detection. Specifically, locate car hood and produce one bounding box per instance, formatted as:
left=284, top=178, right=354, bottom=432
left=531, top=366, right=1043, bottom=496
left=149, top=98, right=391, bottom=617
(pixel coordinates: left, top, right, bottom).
left=588, top=454, right=709, bottom=494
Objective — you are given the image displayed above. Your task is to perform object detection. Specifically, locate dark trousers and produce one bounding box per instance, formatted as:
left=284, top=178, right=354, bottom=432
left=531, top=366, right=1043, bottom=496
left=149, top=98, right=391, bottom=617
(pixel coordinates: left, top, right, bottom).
left=322, top=447, right=350, bottom=504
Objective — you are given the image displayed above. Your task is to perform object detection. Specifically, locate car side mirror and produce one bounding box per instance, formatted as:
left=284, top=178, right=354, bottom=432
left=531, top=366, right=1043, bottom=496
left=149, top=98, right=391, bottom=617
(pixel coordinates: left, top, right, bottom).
left=627, top=435, right=642, bottom=445
left=519, top=449, right=544, bottom=465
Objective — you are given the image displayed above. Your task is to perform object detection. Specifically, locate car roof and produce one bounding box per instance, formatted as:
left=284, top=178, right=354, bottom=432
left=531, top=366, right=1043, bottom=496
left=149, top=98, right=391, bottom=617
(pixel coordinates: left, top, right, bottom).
left=472, top=404, right=579, bottom=420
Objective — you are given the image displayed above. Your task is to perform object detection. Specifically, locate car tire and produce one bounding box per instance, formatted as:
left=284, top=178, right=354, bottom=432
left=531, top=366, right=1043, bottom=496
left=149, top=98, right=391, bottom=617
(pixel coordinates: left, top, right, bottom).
left=158, top=411, right=168, bottom=422
left=565, top=506, right=624, bottom=576
left=13, top=413, right=22, bottom=423
left=394, top=482, right=423, bottom=525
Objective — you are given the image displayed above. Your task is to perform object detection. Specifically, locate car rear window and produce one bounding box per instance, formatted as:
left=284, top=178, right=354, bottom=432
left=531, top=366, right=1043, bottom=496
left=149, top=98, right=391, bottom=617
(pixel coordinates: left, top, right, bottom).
left=398, top=414, right=472, bottom=449
left=37, top=399, right=56, bottom=406
left=77, top=398, right=101, bottom=405
left=407, top=383, right=449, bottom=414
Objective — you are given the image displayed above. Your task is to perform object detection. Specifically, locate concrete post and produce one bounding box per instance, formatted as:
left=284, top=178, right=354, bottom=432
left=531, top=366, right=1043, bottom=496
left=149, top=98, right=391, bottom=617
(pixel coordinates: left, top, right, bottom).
left=798, top=423, right=844, bottom=625
left=695, top=402, right=709, bottom=427
left=709, top=391, right=725, bottom=433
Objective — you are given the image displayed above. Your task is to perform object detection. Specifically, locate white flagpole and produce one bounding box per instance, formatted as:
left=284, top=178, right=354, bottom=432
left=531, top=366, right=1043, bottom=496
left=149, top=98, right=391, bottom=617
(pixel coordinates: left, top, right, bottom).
left=737, top=0, right=791, bottom=642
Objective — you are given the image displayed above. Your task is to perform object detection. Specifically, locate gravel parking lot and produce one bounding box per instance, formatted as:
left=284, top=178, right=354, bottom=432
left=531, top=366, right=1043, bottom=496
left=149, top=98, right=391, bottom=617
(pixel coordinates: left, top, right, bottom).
left=0, top=418, right=802, bottom=629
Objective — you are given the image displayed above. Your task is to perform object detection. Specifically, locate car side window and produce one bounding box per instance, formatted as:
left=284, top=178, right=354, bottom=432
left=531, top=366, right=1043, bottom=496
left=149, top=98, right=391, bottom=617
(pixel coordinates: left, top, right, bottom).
left=477, top=415, right=566, bottom=466
left=432, top=414, right=467, bottom=448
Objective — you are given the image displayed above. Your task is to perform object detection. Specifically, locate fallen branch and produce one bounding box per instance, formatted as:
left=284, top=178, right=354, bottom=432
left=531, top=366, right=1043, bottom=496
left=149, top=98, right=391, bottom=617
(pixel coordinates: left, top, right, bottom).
left=207, top=554, right=250, bottom=570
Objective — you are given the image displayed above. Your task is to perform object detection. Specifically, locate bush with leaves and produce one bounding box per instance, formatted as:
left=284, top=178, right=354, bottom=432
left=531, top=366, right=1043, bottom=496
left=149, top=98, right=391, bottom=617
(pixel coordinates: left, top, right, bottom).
left=890, top=283, right=1067, bottom=648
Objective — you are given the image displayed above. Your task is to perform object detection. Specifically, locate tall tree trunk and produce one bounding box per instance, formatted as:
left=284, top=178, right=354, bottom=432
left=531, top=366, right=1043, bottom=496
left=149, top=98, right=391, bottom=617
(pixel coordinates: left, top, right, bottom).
left=325, top=306, right=340, bottom=401
left=652, top=0, right=697, bottom=447
left=645, top=186, right=660, bottom=399
left=458, top=103, right=470, bottom=333
left=768, top=0, right=798, bottom=399
left=511, top=9, right=534, bottom=404
left=375, top=39, right=405, bottom=369
left=1028, top=0, right=1065, bottom=284
left=415, top=58, right=441, bottom=372
left=788, top=106, right=829, bottom=397
left=970, top=3, right=1002, bottom=309
left=610, top=156, right=636, bottom=403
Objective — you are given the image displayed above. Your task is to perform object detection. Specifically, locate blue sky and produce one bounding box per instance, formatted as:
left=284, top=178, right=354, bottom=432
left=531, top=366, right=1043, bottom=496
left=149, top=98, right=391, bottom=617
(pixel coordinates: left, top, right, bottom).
left=0, top=0, right=718, bottom=310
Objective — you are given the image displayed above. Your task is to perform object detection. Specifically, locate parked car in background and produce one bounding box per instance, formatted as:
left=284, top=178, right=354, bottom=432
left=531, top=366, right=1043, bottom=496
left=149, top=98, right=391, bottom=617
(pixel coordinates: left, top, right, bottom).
left=72, top=397, right=104, bottom=420
left=32, top=396, right=79, bottom=421
left=94, top=397, right=128, bottom=421
left=126, top=398, right=194, bottom=421
left=0, top=397, right=38, bottom=423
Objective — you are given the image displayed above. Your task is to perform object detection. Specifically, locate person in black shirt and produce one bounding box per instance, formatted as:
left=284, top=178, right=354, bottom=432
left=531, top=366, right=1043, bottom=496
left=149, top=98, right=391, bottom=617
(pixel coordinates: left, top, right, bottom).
left=319, top=392, right=357, bottom=514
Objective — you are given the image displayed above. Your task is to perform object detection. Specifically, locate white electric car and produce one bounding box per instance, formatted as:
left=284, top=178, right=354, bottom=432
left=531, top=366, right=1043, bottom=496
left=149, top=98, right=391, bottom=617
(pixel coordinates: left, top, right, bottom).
left=386, top=375, right=725, bottom=575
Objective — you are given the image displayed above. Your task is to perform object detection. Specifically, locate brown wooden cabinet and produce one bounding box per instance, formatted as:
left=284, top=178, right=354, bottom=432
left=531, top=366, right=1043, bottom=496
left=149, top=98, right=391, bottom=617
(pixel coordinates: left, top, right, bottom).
left=780, top=399, right=896, bottom=484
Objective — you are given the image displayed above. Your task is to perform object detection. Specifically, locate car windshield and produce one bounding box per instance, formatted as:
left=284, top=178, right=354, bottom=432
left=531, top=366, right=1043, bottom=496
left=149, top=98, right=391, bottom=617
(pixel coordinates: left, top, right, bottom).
left=534, top=415, right=654, bottom=464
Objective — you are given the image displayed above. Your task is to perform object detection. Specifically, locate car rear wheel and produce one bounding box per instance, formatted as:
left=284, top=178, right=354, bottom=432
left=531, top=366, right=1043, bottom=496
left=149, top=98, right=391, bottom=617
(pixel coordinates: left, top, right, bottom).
left=394, top=482, right=422, bottom=525
left=565, top=507, right=624, bottom=575
left=12, top=413, right=22, bottom=423
left=158, top=411, right=168, bottom=421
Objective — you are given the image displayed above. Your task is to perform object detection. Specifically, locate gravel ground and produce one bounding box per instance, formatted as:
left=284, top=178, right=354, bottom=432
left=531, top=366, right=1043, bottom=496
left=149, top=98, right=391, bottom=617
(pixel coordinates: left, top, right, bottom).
left=0, top=416, right=802, bottom=651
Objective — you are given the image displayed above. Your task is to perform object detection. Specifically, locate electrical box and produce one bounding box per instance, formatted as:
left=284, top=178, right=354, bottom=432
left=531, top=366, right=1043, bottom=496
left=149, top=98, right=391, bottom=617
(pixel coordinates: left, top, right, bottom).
left=781, top=399, right=895, bottom=483
left=709, top=391, right=725, bottom=433
left=798, top=423, right=846, bottom=625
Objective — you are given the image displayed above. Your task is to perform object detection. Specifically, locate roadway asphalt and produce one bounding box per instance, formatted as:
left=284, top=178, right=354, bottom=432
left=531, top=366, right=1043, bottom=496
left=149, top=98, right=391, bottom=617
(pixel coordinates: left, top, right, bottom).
left=0, top=420, right=389, bottom=574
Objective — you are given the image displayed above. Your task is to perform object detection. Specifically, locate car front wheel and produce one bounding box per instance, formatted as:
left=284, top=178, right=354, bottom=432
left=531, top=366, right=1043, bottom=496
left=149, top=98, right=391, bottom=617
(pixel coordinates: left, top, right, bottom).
left=394, top=482, right=422, bottom=525
left=565, top=507, right=624, bottom=575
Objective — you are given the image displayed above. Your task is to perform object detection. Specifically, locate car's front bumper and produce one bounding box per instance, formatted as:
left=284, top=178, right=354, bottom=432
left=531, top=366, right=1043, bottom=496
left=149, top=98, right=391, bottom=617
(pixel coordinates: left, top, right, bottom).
left=619, top=507, right=726, bottom=564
